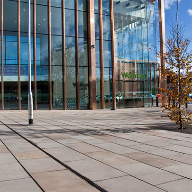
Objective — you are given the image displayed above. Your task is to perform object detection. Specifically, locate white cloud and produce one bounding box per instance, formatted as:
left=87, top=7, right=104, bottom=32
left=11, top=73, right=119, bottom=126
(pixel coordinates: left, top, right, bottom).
left=164, top=0, right=181, bottom=10
left=188, top=9, right=192, bottom=16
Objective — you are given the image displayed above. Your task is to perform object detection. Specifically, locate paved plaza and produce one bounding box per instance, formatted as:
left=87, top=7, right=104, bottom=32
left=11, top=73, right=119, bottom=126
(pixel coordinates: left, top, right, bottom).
left=0, top=108, right=192, bottom=192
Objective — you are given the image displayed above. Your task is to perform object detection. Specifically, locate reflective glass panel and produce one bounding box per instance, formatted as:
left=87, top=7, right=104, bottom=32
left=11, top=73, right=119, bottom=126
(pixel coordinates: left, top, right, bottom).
left=79, top=67, right=89, bottom=109
left=65, top=37, right=76, bottom=66
left=65, top=9, right=75, bottom=36
left=51, top=0, right=62, bottom=7
left=52, top=66, right=63, bottom=109
left=36, top=5, right=48, bottom=34
left=66, top=67, right=76, bottom=109
left=79, top=38, right=88, bottom=66
left=4, top=0, right=17, bottom=31
left=51, top=7, right=62, bottom=35
left=78, top=11, right=87, bottom=38
left=65, top=0, right=75, bottom=9
left=78, top=0, right=87, bottom=11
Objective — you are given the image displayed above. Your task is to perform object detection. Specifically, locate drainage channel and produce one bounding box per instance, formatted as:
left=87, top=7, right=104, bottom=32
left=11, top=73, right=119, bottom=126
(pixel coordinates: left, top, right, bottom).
left=0, top=121, right=108, bottom=192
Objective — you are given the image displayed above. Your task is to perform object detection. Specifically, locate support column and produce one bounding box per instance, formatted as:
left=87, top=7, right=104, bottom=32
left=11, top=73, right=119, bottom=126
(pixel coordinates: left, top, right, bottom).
left=88, top=0, right=96, bottom=110
left=75, top=0, right=80, bottom=109
left=33, top=0, right=37, bottom=110
left=48, top=0, right=52, bottom=110
left=18, top=0, right=21, bottom=110
left=110, top=0, right=116, bottom=110
left=62, top=0, right=66, bottom=110
left=99, top=0, right=104, bottom=109
left=158, top=0, right=166, bottom=106
left=1, top=0, right=4, bottom=110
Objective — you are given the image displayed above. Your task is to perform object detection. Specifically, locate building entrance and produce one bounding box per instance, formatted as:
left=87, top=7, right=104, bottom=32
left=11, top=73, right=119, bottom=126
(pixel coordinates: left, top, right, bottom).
left=124, top=80, right=144, bottom=108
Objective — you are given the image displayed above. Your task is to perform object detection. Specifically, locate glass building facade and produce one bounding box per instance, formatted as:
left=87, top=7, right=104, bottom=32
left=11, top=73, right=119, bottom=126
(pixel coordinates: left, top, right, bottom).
left=0, top=0, right=158, bottom=110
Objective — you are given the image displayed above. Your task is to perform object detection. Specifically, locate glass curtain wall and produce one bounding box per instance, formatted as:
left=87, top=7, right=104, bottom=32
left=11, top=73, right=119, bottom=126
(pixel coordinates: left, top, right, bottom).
left=3, top=0, right=18, bottom=109
left=78, top=0, right=88, bottom=109
left=36, top=1, right=49, bottom=109
left=20, top=1, right=33, bottom=109
left=103, top=0, right=112, bottom=108
left=94, top=0, right=113, bottom=109
left=94, top=0, right=101, bottom=108
left=114, top=0, right=158, bottom=108
left=51, top=0, right=63, bottom=109
left=0, top=0, right=89, bottom=110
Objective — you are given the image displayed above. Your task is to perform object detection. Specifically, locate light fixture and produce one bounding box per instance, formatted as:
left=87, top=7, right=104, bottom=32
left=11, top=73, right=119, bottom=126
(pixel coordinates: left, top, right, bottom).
left=126, top=2, right=130, bottom=7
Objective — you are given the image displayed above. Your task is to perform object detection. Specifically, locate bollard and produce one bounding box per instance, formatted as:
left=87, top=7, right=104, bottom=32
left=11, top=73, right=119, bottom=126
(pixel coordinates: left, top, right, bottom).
left=156, top=96, right=158, bottom=107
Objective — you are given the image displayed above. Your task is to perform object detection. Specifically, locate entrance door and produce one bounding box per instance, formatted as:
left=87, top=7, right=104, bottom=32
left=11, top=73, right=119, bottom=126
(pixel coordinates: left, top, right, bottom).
left=124, top=80, right=144, bottom=108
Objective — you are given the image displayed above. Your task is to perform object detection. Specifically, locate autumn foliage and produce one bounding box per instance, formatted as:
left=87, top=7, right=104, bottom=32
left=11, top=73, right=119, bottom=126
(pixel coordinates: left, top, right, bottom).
left=158, top=26, right=192, bottom=129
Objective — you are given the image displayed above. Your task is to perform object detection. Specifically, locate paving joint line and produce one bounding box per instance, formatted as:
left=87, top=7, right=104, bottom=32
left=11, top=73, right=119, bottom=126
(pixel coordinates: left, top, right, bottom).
left=0, top=138, right=45, bottom=192
left=0, top=120, right=108, bottom=192
left=4, top=121, right=168, bottom=192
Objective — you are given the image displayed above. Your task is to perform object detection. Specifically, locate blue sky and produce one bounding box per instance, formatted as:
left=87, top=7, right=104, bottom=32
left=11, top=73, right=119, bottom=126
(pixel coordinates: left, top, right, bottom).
left=155, top=0, right=192, bottom=51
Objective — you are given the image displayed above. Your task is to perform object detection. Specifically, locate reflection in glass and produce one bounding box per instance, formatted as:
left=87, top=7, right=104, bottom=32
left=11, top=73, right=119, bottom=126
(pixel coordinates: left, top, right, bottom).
left=102, top=0, right=110, bottom=15
left=104, top=68, right=112, bottom=108
left=103, top=41, right=111, bottom=67
left=36, top=5, right=48, bottom=34
left=79, top=38, right=88, bottom=66
left=20, top=2, right=33, bottom=33
left=4, top=67, right=18, bottom=110
left=65, top=37, right=76, bottom=66
left=79, top=67, right=89, bottom=109
left=103, top=15, right=111, bottom=40
left=95, top=14, right=100, bottom=39
left=78, top=11, right=87, bottom=38
left=20, top=35, right=33, bottom=65
left=51, top=0, right=62, bottom=7
left=96, top=68, right=101, bottom=109
left=51, top=36, right=62, bottom=66
left=94, top=0, right=99, bottom=13
left=4, top=0, right=17, bottom=32
left=95, top=40, right=100, bottom=67
left=66, top=67, right=76, bottom=109
left=65, top=9, right=75, bottom=37
left=51, top=7, right=62, bottom=35
left=52, top=66, right=63, bottom=109
left=78, top=0, right=87, bottom=11
left=65, top=0, right=75, bottom=10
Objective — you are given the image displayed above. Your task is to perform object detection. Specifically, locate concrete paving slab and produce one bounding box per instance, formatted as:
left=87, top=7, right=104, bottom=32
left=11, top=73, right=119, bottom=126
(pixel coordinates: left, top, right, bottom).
left=0, top=178, right=42, bottom=192
left=0, top=145, right=9, bottom=153
left=96, top=175, right=164, bottom=192
left=56, top=138, right=82, bottom=144
left=93, top=134, right=140, bottom=146
left=124, top=152, right=179, bottom=168
left=0, top=153, right=18, bottom=164
left=0, top=163, right=29, bottom=181
left=65, top=142, right=106, bottom=154
left=163, top=163, right=192, bottom=179
left=170, top=153, right=192, bottom=165
left=1, top=108, right=192, bottom=191
left=157, top=178, right=192, bottom=192
left=20, top=157, right=66, bottom=174
left=45, top=147, right=89, bottom=162
left=116, top=162, right=182, bottom=185
left=145, top=148, right=180, bottom=157
left=66, top=158, right=126, bottom=181
left=42, top=133, right=70, bottom=140
left=163, top=145, right=192, bottom=155
left=14, top=149, right=49, bottom=160
left=94, top=142, right=138, bottom=154
left=86, top=151, right=138, bottom=168
left=36, top=141, right=64, bottom=149
left=31, top=170, right=100, bottom=192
